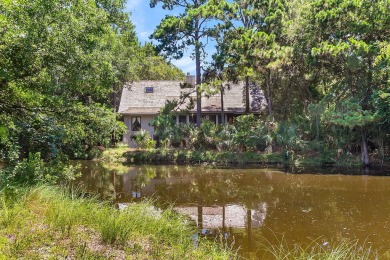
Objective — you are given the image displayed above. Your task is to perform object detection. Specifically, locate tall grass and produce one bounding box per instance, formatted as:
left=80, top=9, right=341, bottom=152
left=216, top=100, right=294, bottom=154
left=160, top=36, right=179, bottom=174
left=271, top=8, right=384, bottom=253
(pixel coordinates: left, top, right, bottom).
left=97, top=208, right=132, bottom=244
left=260, top=235, right=377, bottom=260
left=0, top=185, right=236, bottom=259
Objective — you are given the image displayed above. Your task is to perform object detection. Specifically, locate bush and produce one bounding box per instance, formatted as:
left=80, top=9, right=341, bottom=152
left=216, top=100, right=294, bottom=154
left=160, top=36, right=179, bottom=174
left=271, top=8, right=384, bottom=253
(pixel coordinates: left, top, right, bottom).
left=275, top=122, right=306, bottom=151
left=215, top=124, right=237, bottom=151
left=133, top=130, right=156, bottom=149
left=233, top=115, right=271, bottom=151
left=0, top=153, right=80, bottom=187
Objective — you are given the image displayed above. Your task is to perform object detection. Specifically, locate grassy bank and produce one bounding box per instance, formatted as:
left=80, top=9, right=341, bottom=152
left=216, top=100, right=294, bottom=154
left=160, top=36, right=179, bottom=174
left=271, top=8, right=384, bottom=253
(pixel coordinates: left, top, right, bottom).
left=101, top=146, right=366, bottom=167
left=0, top=186, right=234, bottom=259
left=0, top=185, right=379, bottom=260
left=0, top=179, right=381, bottom=259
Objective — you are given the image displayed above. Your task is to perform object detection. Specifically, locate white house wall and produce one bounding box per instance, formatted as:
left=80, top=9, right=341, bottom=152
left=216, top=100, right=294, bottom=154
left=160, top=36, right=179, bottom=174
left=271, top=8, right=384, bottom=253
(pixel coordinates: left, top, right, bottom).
left=123, top=115, right=155, bottom=147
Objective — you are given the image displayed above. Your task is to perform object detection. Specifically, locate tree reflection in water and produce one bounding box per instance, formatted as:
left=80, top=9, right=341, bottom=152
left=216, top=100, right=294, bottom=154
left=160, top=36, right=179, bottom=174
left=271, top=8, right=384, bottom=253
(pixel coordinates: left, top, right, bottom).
left=75, top=163, right=274, bottom=257
left=75, top=162, right=390, bottom=259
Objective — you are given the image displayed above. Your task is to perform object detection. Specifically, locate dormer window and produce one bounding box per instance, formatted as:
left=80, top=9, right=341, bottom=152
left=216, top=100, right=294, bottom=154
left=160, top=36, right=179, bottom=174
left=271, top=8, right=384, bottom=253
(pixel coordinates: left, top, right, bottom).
left=145, top=87, right=154, bottom=93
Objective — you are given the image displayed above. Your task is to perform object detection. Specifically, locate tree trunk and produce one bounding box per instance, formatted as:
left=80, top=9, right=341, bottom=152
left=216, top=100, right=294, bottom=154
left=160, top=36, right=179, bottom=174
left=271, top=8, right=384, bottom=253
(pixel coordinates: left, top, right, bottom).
left=113, top=86, right=117, bottom=112
left=197, top=206, right=203, bottom=230
left=266, top=69, right=274, bottom=121
left=315, top=115, right=320, bottom=141
left=361, top=127, right=370, bottom=167
left=220, top=85, right=225, bottom=124
left=285, top=81, right=292, bottom=120
left=245, top=76, right=250, bottom=114
left=113, top=84, right=117, bottom=145
left=195, top=18, right=202, bottom=127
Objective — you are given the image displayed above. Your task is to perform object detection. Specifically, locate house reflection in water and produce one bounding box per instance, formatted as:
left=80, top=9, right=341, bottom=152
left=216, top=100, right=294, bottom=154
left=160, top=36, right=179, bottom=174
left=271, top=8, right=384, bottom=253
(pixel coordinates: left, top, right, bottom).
left=80, top=164, right=272, bottom=255
left=175, top=204, right=268, bottom=251
left=118, top=168, right=268, bottom=231
left=117, top=166, right=269, bottom=249
left=175, top=203, right=267, bottom=229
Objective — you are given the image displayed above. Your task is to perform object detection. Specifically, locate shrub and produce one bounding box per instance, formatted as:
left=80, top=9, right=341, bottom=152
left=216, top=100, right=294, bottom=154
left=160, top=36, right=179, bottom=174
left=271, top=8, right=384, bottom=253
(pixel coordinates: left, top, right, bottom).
left=0, top=153, right=80, bottom=187
left=233, top=115, right=270, bottom=151
left=133, top=130, right=156, bottom=149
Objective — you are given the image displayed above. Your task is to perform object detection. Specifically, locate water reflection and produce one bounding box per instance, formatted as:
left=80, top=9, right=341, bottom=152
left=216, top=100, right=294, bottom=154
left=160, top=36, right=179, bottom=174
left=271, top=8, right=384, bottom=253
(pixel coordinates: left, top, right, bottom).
left=176, top=203, right=268, bottom=252
left=76, top=162, right=390, bottom=258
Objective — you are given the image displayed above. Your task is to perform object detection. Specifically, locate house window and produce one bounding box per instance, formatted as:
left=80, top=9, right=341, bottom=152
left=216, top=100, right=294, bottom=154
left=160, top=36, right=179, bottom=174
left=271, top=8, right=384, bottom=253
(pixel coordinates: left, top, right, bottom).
left=227, top=115, right=235, bottom=124
left=131, top=117, right=141, bottom=131
left=217, top=115, right=223, bottom=124
left=189, top=114, right=197, bottom=124
left=178, top=115, right=187, bottom=124
left=145, top=87, right=154, bottom=93
left=209, top=115, right=217, bottom=124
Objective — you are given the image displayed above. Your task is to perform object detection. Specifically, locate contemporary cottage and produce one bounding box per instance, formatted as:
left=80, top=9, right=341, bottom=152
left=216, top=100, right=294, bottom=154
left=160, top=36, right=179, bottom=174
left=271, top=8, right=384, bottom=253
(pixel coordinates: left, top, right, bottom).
left=118, top=79, right=266, bottom=147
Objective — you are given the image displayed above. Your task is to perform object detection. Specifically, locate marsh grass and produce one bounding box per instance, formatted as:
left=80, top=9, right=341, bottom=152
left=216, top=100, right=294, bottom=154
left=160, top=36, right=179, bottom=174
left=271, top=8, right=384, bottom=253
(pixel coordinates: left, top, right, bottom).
left=260, top=234, right=377, bottom=260
left=0, top=185, right=235, bottom=259
left=97, top=208, right=132, bottom=244
left=0, top=197, right=12, bottom=227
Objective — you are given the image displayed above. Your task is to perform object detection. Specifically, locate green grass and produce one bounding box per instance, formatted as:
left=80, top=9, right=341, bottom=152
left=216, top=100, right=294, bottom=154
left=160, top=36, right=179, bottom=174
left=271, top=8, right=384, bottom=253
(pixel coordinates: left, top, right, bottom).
left=261, top=237, right=377, bottom=260
left=0, top=185, right=235, bottom=259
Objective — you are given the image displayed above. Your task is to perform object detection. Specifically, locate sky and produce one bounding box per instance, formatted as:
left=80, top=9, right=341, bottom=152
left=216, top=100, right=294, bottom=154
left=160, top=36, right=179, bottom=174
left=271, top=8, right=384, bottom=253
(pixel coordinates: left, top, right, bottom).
left=125, top=0, right=212, bottom=75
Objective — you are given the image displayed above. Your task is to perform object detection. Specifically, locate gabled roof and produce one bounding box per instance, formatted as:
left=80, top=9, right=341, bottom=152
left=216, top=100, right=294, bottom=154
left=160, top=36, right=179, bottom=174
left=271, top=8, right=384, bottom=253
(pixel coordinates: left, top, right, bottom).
left=118, top=80, right=266, bottom=115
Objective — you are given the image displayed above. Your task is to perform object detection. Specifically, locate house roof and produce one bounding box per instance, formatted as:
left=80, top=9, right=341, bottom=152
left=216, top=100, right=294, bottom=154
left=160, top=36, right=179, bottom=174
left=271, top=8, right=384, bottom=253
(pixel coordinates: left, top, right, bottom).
left=118, top=80, right=266, bottom=115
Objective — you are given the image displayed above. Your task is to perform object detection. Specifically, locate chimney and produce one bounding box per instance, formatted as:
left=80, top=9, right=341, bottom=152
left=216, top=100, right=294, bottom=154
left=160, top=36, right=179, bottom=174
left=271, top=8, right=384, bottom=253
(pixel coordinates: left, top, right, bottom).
left=186, top=73, right=196, bottom=87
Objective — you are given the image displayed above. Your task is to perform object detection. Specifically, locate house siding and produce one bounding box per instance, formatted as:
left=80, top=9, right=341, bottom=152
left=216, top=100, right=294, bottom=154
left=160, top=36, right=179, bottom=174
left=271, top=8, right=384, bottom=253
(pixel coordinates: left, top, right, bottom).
left=123, top=115, right=155, bottom=148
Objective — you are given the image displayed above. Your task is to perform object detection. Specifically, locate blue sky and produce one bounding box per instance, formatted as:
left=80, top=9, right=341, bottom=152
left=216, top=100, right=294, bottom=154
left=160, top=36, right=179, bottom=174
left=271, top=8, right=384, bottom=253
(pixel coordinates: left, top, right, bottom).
left=125, top=0, right=212, bottom=75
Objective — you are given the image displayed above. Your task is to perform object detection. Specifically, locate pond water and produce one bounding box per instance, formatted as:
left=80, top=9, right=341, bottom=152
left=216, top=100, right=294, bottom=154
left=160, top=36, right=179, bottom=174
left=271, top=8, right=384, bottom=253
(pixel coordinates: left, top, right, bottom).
left=76, top=162, right=390, bottom=258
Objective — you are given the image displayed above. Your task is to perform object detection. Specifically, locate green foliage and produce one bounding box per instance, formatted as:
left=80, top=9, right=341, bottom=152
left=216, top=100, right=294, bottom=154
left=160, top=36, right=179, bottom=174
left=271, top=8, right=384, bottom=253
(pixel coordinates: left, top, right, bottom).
left=275, top=122, right=308, bottom=151
left=9, top=153, right=47, bottom=185
left=233, top=115, right=271, bottom=151
left=0, top=153, right=80, bottom=187
left=322, top=98, right=378, bottom=128
left=214, top=124, right=237, bottom=151
left=150, top=103, right=177, bottom=146
left=153, top=113, right=274, bottom=152
left=0, top=123, right=19, bottom=163
left=373, top=88, right=390, bottom=126
left=150, top=0, right=216, bottom=60
left=135, top=43, right=185, bottom=81
left=133, top=130, right=156, bottom=149
left=0, top=0, right=139, bottom=173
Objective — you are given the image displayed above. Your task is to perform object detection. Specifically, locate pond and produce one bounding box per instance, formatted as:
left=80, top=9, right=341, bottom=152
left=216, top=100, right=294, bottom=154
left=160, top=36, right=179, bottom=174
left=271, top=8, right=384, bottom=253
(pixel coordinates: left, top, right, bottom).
left=76, top=162, right=390, bottom=258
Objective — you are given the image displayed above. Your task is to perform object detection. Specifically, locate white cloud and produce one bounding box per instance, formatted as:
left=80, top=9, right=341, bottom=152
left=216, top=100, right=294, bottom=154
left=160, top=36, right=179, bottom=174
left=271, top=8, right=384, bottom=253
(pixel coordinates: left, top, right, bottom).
left=139, top=31, right=152, bottom=42
left=127, top=0, right=143, bottom=8
left=171, top=57, right=196, bottom=74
